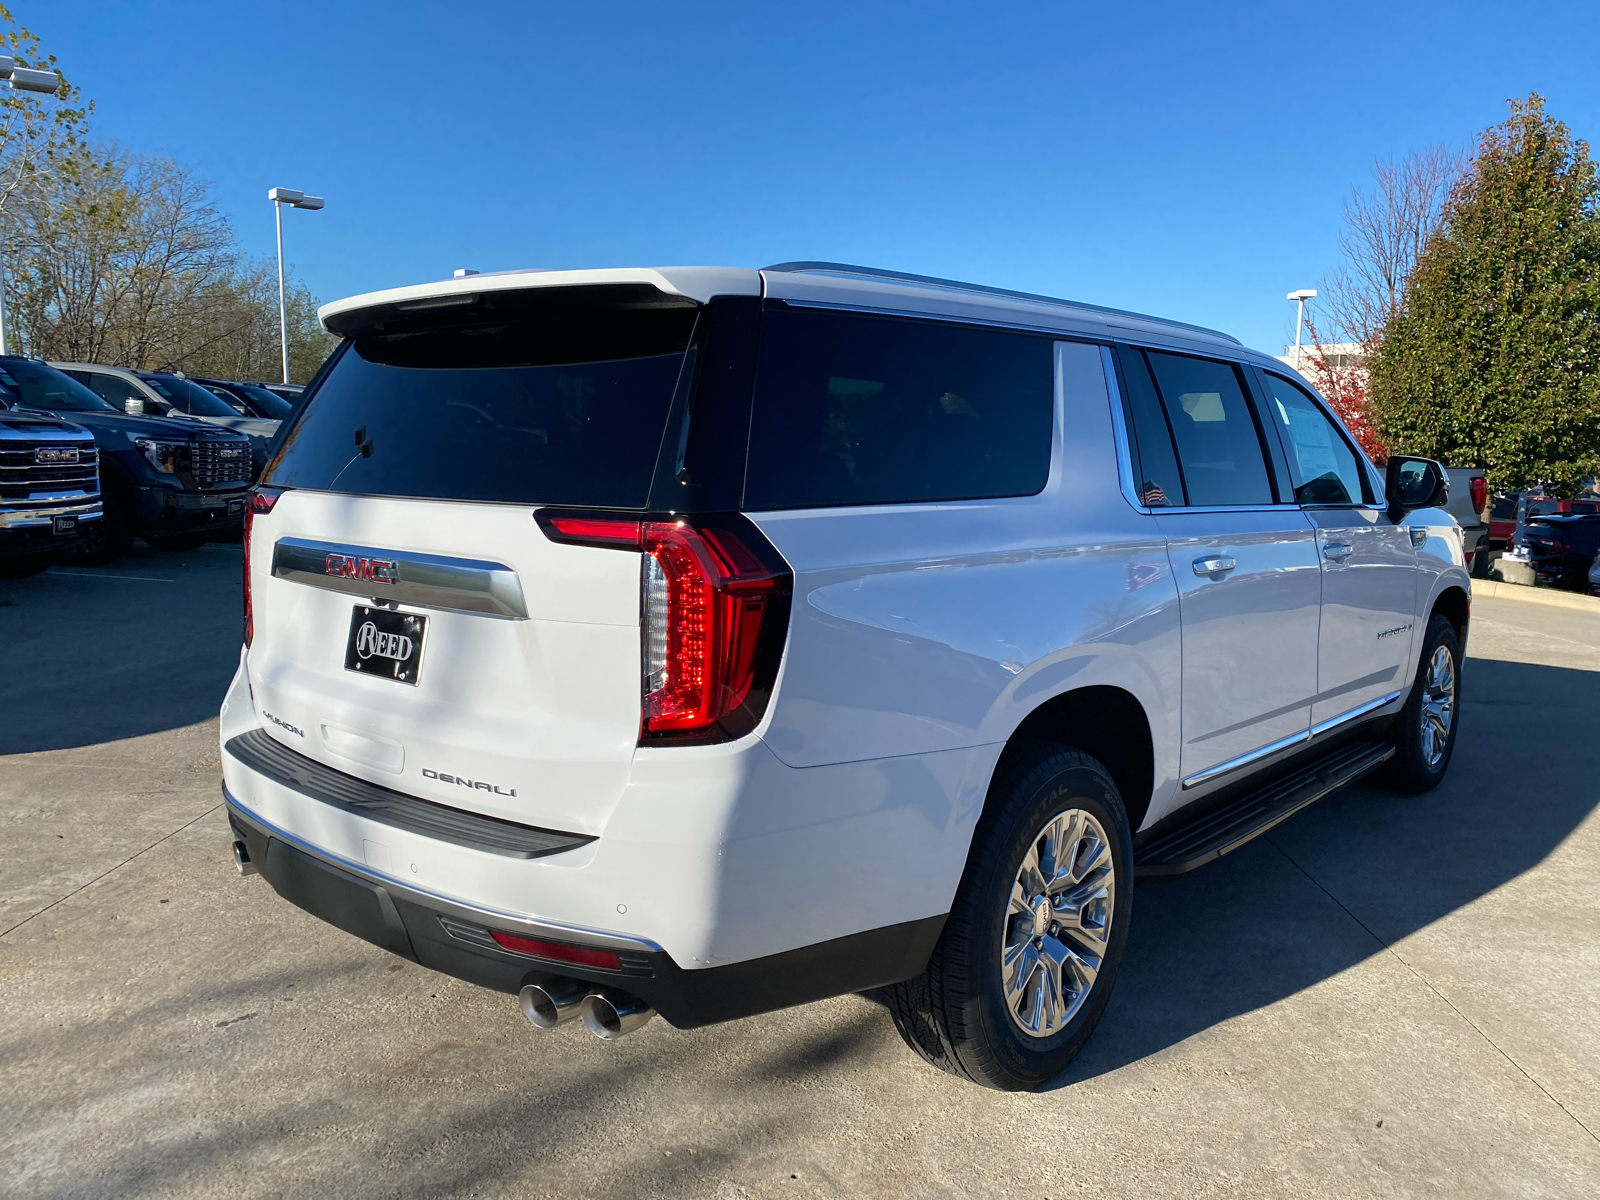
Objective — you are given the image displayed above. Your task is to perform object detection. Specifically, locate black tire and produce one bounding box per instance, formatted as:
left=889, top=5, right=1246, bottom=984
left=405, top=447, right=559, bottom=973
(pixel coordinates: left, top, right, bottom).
left=0, top=552, right=55, bottom=579
left=885, top=745, right=1133, bottom=1090
left=1379, top=614, right=1461, bottom=794
left=61, top=487, right=136, bottom=567
left=1470, top=547, right=1491, bottom=579
left=144, top=531, right=208, bottom=552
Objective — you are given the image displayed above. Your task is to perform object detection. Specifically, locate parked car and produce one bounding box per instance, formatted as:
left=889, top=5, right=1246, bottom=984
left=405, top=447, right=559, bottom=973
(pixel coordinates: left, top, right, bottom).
left=1488, top=492, right=1600, bottom=549
left=1589, top=552, right=1600, bottom=597
left=1442, top=466, right=1489, bottom=574
left=1, top=356, right=254, bottom=562
left=1521, top=514, right=1600, bottom=590
left=249, top=381, right=303, bottom=403
left=0, top=404, right=101, bottom=578
left=221, top=263, right=1468, bottom=1091
left=193, top=378, right=295, bottom=421
left=51, top=364, right=279, bottom=478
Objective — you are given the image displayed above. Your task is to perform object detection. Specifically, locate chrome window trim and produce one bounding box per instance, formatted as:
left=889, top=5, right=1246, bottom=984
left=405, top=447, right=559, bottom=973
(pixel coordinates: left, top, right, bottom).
left=223, top=786, right=663, bottom=955
left=271, top=535, right=529, bottom=619
left=1101, top=344, right=1149, bottom=515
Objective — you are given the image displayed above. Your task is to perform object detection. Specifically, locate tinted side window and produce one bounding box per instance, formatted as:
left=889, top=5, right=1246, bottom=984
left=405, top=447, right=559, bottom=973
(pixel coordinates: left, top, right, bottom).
left=1114, top=346, right=1185, bottom=507
left=1260, top=373, right=1368, bottom=505
left=87, top=373, right=141, bottom=405
left=744, top=308, right=1053, bottom=510
left=1146, top=352, right=1273, bottom=506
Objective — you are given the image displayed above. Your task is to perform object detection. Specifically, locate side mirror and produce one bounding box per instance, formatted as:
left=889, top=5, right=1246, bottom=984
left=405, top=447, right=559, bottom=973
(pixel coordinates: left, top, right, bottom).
left=1385, top=455, right=1449, bottom=518
left=123, top=398, right=145, bottom=415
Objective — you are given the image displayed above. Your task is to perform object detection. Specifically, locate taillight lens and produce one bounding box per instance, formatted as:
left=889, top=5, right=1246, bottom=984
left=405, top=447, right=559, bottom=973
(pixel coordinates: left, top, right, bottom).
left=1470, top=476, right=1487, bottom=515
left=534, top=509, right=793, bottom=745
left=243, top=487, right=285, bottom=647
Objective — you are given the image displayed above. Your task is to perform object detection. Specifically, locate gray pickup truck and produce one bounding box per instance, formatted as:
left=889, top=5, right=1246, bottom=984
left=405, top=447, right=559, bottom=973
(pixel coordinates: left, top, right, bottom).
left=1443, top=465, right=1489, bottom=576
left=0, top=408, right=103, bottom=578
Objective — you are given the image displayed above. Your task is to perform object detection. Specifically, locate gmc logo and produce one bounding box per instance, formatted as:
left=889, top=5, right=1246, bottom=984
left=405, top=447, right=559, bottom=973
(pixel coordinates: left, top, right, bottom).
left=35, top=447, right=80, bottom=464
left=325, top=554, right=398, bottom=584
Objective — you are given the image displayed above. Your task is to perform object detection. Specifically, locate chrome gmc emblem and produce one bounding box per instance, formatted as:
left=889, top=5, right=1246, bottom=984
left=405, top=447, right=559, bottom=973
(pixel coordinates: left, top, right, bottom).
left=35, top=447, right=79, bottom=464
left=325, top=553, right=399, bottom=584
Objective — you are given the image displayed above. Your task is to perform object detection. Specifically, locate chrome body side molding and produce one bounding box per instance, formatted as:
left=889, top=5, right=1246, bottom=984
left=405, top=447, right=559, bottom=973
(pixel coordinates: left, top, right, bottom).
left=1181, top=689, right=1405, bottom=790
left=271, top=535, right=528, bottom=618
left=1309, top=690, right=1405, bottom=738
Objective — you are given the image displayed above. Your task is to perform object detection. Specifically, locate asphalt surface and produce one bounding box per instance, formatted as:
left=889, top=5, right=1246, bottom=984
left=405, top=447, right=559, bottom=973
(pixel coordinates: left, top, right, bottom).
left=2, top=545, right=1598, bottom=1198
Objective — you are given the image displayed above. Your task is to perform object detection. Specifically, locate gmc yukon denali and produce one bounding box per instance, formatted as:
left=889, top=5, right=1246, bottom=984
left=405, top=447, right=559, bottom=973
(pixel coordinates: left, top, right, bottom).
left=221, top=264, right=1467, bottom=1089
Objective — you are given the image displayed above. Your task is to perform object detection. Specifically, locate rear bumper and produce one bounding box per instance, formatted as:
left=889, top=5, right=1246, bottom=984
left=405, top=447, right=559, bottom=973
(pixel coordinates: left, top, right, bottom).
left=225, top=792, right=943, bottom=1027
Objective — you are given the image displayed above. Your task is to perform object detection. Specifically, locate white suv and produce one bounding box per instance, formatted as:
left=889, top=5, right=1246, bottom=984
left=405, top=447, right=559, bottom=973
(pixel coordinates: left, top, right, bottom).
left=221, top=263, right=1468, bottom=1090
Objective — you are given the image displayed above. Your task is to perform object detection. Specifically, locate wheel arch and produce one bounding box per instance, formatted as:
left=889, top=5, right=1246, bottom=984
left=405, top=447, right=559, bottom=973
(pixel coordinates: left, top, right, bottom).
left=1430, top=583, right=1470, bottom=655
left=989, top=685, right=1156, bottom=835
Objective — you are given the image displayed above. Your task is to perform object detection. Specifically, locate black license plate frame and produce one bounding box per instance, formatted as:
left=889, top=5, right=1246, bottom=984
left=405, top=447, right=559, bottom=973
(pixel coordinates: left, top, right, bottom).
left=344, top=605, right=427, bottom=685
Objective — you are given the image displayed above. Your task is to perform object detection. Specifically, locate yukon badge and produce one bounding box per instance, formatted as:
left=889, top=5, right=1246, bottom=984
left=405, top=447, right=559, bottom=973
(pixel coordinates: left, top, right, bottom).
left=325, top=553, right=399, bottom=584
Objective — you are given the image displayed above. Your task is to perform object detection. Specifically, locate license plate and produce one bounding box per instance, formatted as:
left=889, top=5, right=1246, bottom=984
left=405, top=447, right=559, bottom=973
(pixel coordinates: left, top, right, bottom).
left=229, top=498, right=245, bottom=516
left=52, top=515, right=77, bottom=535
left=344, top=606, right=427, bottom=685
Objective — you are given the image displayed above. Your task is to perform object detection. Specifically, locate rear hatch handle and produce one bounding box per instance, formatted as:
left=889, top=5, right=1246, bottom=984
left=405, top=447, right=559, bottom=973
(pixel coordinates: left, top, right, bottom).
left=271, top=536, right=528, bottom=619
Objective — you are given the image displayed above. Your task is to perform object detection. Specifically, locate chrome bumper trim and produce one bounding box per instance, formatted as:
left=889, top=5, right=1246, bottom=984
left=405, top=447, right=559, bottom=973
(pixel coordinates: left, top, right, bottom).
left=0, top=500, right=104, bottom=530
left=222, top=783, right=661, bottom=955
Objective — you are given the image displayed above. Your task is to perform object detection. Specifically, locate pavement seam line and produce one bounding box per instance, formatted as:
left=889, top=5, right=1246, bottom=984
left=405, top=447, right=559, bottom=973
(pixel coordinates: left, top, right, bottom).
left=0, top=802, right=224, bottom=941
left=1265, top=832, right=1600, bottom=1146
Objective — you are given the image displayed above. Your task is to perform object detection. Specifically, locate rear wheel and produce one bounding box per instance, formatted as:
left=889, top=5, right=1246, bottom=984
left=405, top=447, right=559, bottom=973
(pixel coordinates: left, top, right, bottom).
left=61, top=488, right=135, bottom=567
left=885, top=745, right=1132, bottom=1090
left=1380, top=614, right=1460, bottom=793
left=0, top=552, right=55, bottom=579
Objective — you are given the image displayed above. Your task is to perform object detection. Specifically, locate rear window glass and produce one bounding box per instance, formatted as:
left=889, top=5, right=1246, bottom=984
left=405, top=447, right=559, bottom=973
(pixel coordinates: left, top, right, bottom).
left=744, top=308, right=1053, bottom=510
left=264, top=305, right=697, bottom=506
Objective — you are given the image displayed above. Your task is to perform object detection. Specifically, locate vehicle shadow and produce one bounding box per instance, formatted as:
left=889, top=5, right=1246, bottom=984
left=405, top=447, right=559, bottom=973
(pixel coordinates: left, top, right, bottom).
left=0, top=544, right=241, bottom=754
left=1055, top=654, right=1599, bottom=1086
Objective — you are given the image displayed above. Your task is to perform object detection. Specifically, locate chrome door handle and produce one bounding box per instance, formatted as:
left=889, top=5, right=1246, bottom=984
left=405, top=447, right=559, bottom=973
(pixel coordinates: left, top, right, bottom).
left=1192, top=555, right=1237, bottom=577
left=1322, top=542, right=1354, bottom=562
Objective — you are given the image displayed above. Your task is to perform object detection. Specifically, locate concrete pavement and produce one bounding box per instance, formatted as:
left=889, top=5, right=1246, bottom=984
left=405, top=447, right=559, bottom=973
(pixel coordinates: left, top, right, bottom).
left=2, top=546, right=1597, bottom=1197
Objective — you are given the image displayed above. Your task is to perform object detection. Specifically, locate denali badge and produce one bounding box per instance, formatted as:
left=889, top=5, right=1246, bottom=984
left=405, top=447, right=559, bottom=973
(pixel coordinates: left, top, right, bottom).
left=325, top=553, right=398, bottom=584
left=355, top=621, right=414, bottom=662
left=1377, top=624, right=1413, bottom=640
left=423, top=767, right=517, bottom=798
left=35, top=446, right=80, bottom=464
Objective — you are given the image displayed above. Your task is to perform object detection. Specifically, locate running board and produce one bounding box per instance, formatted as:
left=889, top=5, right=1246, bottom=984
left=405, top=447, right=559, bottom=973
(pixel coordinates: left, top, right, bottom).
left=1135, top=738, right=1394, bottom=879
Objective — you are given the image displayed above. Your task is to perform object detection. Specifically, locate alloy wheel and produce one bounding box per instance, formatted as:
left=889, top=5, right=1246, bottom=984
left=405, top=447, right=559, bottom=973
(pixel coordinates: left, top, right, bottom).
left=1420, top=644, right=1456, bottom=767
left=1001, top=808, right=1115, bottom=1038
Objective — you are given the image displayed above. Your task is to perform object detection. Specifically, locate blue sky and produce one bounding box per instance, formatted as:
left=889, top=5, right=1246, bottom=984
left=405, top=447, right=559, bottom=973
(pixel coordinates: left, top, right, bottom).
left=42, top=1, right=1600, bottom=355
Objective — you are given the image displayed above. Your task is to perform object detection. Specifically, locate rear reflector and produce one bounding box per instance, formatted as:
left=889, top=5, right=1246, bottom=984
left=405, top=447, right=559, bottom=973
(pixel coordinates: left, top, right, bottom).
left=488, top=929, right=623, bottom=971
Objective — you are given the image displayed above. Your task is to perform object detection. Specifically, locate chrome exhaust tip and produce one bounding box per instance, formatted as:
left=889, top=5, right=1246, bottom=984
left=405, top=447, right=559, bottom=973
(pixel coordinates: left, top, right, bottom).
left=581, top=987, right=655, bottom=1039
left=232, top=840, right=258, bottom=876
left=518, top=979, right=588, bottom=1030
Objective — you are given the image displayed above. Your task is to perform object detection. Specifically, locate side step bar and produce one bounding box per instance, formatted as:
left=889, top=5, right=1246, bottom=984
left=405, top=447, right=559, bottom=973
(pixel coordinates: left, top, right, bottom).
left=1135, top=738, right=1394, bottom=879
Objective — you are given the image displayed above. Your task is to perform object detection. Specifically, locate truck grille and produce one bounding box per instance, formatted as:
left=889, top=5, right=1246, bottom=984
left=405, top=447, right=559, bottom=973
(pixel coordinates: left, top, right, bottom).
left=192, top=439, right=252, bottom=488
left=0, top=442, right=100, bottom=506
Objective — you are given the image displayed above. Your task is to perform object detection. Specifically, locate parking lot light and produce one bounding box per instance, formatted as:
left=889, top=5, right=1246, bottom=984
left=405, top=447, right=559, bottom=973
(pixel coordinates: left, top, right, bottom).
left=0, top=56, right=63, bottom=93
left=270, top=187, right=326, bottom=384
left=1287, top=288, right=1317, bottom=370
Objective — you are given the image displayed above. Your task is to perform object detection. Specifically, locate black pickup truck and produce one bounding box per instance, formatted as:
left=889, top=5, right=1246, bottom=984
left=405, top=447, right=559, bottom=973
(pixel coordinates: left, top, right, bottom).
left=0, top=407, right=102, bottom=578
left=0, top=357, right=253, bottom=564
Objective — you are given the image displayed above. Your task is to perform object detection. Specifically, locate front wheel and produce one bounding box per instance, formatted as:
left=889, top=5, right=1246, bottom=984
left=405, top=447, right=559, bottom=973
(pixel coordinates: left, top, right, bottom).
left=1380, top=614, right=1461, bottom=793
left=885, top=745, right=1132, bottom=1090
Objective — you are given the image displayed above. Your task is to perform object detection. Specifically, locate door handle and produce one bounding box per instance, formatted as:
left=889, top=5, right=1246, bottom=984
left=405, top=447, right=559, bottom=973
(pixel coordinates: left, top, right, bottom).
left=1323, top=542, right=1354, bottom=562
left=1192, top=555, right=1237, bottom=577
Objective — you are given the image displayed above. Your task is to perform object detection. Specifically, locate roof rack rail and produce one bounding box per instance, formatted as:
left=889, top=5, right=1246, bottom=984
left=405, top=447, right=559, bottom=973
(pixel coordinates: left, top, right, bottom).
left=761, top=261, right=1242, bottom=346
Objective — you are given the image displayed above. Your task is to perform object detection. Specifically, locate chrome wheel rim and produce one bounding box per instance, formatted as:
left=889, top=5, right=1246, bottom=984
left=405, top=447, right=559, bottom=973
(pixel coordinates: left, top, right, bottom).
left=1420, top=644, right=1456, bottom=767
left=1001, top=808, right=1115, bottom=1039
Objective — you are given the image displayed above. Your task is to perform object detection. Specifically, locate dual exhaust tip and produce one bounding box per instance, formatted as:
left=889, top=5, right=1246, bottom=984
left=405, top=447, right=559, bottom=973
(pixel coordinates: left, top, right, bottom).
left=519, top=979, right=654, bottom=1040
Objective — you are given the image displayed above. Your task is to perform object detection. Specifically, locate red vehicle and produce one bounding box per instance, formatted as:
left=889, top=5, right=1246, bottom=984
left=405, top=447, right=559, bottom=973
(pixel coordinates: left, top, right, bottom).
left=1489, top=493, right=1600, bottom=549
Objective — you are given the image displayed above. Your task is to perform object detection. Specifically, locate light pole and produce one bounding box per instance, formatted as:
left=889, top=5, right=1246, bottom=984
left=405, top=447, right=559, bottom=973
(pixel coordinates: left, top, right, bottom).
left=1287, top=288, right=1317, bottom=371
left=268, top=187, right=324, bottom=384
left=0, top=58, right=65, bottom=357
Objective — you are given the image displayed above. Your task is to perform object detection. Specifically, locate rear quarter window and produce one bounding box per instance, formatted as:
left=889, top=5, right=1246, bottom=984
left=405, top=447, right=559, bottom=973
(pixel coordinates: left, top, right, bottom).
left=743, top=307, right=1053, bottom=510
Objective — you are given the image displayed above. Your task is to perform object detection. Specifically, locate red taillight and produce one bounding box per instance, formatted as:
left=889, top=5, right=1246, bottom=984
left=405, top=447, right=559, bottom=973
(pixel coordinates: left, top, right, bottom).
left=488, top=929, right=623, bottom=971
left=641, top=520, right=790, bottom=742
left=533, top=508, right=793, bottom=745
left=1470, top=476, right=1487, bottom=515
left=243, top=487, right=285, bottom=647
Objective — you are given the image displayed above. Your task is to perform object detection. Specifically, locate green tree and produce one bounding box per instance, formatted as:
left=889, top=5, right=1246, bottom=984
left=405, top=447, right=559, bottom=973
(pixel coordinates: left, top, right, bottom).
left=1368, top=95, right=1600, bottom=494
